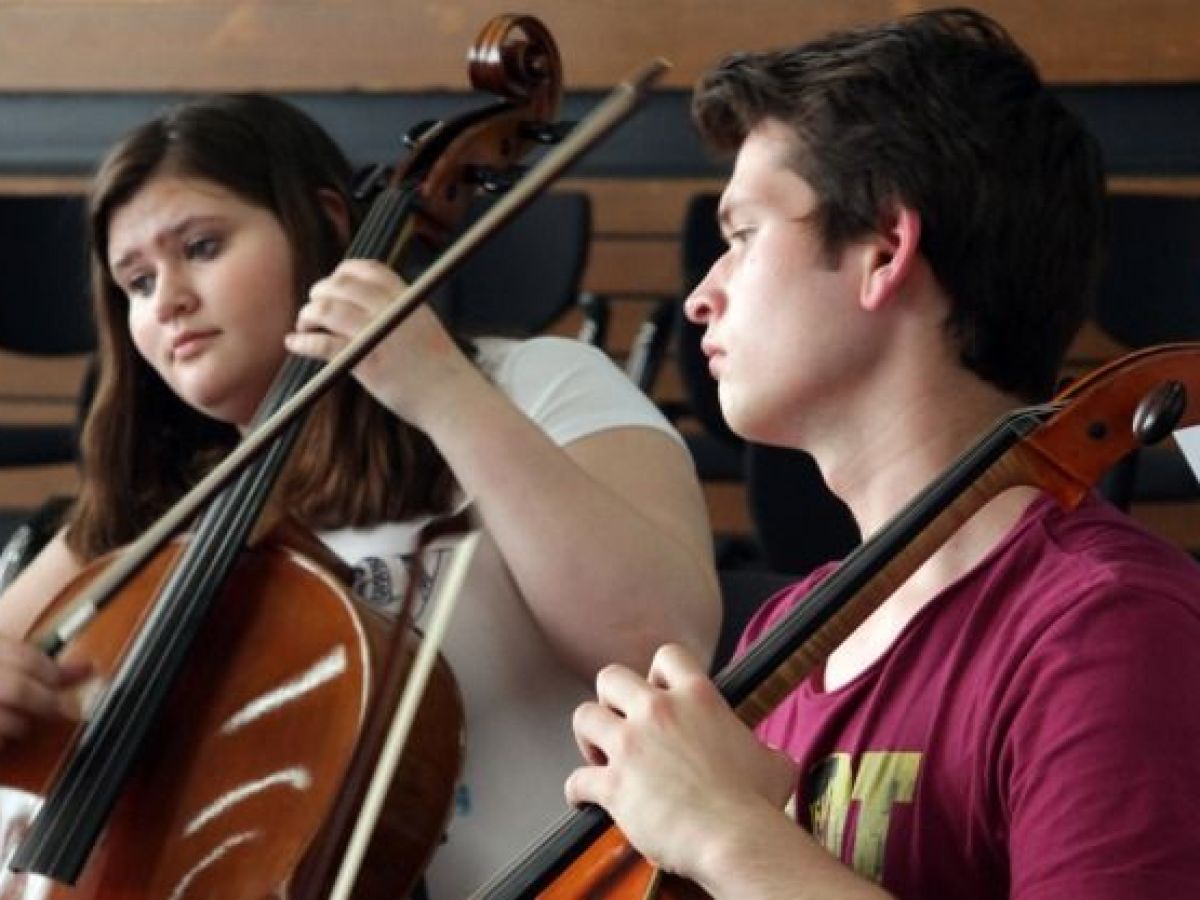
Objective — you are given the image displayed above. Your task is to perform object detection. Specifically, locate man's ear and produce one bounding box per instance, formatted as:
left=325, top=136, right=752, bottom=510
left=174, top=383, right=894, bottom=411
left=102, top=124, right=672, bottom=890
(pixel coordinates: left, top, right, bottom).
left=317, top=188, right=352, bottom=246
left=860, top=203, right=921, bottom=312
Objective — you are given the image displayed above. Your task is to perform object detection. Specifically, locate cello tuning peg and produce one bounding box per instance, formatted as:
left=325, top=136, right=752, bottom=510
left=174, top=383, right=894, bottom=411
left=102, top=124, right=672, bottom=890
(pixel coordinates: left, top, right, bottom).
left=403, top=119, right=442, bottom=150
left=468, top=165, right=528, bottom=194
left=520, top=120, right=576, bottom=145
left=1132, top=379, right=1188, bottom=446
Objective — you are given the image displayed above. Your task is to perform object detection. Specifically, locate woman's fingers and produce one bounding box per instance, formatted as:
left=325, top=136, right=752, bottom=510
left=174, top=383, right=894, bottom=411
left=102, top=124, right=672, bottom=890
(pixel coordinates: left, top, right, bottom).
left=0, top=637, right=92, bottom=721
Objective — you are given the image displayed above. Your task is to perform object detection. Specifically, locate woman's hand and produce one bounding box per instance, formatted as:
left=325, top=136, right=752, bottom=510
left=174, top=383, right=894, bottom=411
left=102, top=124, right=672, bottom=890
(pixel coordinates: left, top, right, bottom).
left=287, top=259, right=487, bottom=430
left=0, top=635, right=91, bottom=750
left=292, top=260, right=720, bottom=682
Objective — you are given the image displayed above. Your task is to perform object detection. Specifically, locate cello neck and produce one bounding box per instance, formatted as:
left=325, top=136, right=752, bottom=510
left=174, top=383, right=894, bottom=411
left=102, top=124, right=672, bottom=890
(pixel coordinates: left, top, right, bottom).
left=10, top=184, right=423, bottom=883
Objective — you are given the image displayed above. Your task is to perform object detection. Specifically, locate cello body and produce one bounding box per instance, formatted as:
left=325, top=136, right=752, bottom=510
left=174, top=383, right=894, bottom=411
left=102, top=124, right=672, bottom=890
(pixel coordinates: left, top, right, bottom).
left=535, top=832, right=709, bottom=899
left=0, top=538, right=463, bottom=898
left=0, top=14, right=635, bottom=896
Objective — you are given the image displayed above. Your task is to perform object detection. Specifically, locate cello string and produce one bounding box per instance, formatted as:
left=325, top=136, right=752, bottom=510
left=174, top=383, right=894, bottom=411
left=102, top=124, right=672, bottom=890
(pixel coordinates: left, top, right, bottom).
left=25, top=188, right=399, bottom=857
left=35, top=58, right=668, bottom=655
left=26, top=429, right=295, bottom=865
left=19, top=58, right=672, bottom=877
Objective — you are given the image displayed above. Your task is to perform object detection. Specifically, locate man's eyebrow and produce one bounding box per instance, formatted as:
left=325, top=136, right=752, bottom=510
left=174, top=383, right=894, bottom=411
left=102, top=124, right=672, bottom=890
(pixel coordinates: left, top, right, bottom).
left=716, top=196, right=739, bottom=234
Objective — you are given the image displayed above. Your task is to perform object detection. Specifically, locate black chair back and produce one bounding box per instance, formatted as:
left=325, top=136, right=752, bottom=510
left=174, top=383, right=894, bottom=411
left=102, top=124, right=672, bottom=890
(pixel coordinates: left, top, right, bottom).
left=0, top=195, right=94, bottom=355
left=1097, top=194, right=1200, bottom=347
left=445, top=190, right=591, bottom=336
left=1093, top=194, right=1200, bottom=524
left=0, top=194, right=95, bottom=580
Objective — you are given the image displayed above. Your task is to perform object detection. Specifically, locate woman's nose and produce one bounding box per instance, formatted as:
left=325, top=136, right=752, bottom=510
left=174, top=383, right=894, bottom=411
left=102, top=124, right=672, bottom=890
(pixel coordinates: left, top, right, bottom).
left=154, top=267, right=199, bottom=322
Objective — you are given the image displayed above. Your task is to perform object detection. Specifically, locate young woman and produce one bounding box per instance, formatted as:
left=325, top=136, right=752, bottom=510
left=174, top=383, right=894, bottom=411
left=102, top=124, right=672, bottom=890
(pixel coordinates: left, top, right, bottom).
left=0, top=93, right=719, bottom=896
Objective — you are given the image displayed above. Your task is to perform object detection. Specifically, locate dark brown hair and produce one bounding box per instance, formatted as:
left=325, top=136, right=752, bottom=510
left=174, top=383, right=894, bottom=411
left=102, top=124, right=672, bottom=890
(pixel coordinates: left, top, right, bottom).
left=68, top=93, right=454, bottom=559
left=692, top=7, right=1106, bottom=402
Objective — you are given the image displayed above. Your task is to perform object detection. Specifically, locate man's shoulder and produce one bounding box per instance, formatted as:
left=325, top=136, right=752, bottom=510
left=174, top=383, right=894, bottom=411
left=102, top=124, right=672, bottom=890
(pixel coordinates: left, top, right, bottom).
left=1021, top=493, right=1200, bottom=602
left=970, top=495, right=1200, bottom=682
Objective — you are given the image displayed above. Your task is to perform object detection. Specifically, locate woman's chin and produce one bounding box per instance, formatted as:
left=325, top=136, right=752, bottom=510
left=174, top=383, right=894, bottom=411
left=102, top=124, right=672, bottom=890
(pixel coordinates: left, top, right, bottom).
left=183, top=389, right=254, bottom=428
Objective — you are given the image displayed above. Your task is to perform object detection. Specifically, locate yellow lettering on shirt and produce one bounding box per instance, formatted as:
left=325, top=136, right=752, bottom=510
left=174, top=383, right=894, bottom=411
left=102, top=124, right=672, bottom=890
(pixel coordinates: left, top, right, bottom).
left=806, top=751, right=922, bottom=881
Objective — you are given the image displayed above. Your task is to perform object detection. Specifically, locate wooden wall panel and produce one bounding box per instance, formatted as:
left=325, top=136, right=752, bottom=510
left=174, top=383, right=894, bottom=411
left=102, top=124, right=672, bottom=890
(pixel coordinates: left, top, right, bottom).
left=0, top=464, right=77, bottom=511
left=0, top=1, right=1198, bottom=92
left=0, top=0, right=1197, bottom=555
left=1, top=171, right=1198, bottom=552
left=0, top=353, right=85, bottom=518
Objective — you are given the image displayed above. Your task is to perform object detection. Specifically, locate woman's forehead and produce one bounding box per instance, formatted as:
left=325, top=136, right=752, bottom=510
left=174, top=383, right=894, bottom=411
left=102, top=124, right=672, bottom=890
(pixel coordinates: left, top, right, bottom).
left=106, top=175, right=249, bottom=263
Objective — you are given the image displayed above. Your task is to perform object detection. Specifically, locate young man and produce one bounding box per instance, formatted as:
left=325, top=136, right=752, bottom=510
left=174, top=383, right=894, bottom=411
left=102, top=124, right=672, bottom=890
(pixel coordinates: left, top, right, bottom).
left=566, top=8, right=1200, bottom=899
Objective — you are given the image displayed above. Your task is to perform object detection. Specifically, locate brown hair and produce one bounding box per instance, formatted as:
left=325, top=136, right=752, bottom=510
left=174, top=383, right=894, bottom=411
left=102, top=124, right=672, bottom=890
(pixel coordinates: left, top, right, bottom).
left=68, top=93, right=454, bottom=559
left=692, top=7, right=1106, bottom=402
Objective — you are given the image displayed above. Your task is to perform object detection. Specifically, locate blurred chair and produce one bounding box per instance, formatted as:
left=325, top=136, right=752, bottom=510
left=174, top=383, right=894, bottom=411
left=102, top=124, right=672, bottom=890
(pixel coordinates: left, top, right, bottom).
left=624, top=297, right=674, bottom=393
left=575, top=292, right=610, bottom=349
left=0, top=195, right=95, bottom=453
left=0, top=194, right=95, bottom=587
left=445, top=190, right=594, bottom=338
left=745, top=444, right=860, bottom=575
left=1092, top=193, right=1200, bottom=533
left=711, top=451, right=860, bottom=669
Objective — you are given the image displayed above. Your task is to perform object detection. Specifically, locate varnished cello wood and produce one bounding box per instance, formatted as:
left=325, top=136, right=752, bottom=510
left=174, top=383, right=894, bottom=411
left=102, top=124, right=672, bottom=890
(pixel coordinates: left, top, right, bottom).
left=0, top=539, right=462, bottom=898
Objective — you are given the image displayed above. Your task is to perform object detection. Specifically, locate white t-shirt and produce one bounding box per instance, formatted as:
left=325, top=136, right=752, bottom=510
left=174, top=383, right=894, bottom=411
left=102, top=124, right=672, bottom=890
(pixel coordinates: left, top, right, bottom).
left=319, top=336, right=683, bottom=897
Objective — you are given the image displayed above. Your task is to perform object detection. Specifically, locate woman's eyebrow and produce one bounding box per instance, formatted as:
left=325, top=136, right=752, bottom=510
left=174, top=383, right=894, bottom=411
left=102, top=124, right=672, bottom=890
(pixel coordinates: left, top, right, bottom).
left=110, top=215, right=225, bottom=272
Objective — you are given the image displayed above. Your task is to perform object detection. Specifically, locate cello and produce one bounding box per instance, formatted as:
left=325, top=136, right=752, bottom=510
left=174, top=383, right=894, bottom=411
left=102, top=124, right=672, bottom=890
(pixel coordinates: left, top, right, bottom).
left=0, top=14, right=602, bottom=898
left=473, top=342, right=1200, bottom=898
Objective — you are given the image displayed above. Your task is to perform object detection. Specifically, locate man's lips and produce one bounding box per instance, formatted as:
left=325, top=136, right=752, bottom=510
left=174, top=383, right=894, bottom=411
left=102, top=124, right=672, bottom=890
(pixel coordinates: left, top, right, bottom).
left=701, top=339, right=725, bottom=376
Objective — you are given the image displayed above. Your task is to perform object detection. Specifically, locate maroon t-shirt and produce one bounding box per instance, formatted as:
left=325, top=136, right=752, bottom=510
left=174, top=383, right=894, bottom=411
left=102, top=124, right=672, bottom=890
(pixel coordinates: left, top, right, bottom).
left=739, top=493, right=1200, bottom=899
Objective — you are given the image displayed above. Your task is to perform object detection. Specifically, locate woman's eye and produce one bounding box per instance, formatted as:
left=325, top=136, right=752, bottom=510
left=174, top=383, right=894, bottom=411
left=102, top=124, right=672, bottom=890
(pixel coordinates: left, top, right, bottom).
left=126, top=273, right=155, bottom=298
left=186, top=235, right=221, bottom=260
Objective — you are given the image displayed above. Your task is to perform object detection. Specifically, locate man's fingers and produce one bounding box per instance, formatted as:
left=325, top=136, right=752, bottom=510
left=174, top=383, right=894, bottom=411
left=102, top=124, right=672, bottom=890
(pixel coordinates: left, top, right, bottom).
left=594, top=662, right=650, bottom=713
left=646, top=642, right=705, bottom=690
left=572, top=700, right=623, bottom=766
left=564, top=764, right=610, bottom=808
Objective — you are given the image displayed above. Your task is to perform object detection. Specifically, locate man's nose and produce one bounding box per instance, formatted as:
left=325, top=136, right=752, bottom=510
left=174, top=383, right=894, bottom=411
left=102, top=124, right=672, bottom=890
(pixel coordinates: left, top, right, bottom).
left=684, top=259, right=725, bottom=325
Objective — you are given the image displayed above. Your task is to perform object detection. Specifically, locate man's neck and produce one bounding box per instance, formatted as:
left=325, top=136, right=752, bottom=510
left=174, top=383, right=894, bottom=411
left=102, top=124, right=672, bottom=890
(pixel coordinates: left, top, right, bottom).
left=821, top=483, right=1041, bottom=692
left=804, top=367, right=1040, bottom=691
left=813, top=366, right=1023, bottom=536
